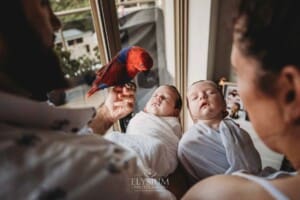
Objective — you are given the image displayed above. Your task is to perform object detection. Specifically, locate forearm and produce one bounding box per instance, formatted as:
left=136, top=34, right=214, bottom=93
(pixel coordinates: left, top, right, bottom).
left=89, top=103, right=114, bottom=135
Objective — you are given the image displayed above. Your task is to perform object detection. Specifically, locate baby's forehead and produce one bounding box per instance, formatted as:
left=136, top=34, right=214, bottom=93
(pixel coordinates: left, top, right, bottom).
left=155, top=85, right=176, bottom=94
left=188, top=81, right=218, bottom=93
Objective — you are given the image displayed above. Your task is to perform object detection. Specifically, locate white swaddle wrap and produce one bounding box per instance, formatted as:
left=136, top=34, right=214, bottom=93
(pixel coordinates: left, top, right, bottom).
left=105, top=111, right=181, bottom=178
left=178, top=118, right=261, bottom=183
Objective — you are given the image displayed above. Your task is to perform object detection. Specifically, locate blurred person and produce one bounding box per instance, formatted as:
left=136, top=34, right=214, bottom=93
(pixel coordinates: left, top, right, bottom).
left=183, top=0, right=300, bottom=199
left=0, top=1, right=175, bottom=199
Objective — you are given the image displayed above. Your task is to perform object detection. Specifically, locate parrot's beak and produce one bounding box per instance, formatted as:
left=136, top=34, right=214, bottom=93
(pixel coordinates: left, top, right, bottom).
left=137, top=64, right=149, bottom=71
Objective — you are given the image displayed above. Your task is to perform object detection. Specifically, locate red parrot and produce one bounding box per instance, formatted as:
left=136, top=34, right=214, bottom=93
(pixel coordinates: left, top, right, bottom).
left=87, top=46, right=153, bottom=97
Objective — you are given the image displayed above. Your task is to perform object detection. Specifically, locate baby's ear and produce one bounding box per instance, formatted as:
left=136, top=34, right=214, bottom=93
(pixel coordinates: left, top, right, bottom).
left=173, top=108, right=180, bottom=117
left=279, top=66, right=300, bottom=124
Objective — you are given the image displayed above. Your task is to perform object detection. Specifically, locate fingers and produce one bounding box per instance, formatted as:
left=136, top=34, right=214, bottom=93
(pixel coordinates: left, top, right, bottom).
left=125, top=82, right=137, bottom=92
left=114, top=83, right=136, bottom=92
left=117, top=92, right=135, bottom=101
left=113, top=99, right=134, bottom=107
left=114, top=84, right=136, bottom=102
left=108, top=84, right=136, bottom=113
left=112, top=100, right=134, bottom=120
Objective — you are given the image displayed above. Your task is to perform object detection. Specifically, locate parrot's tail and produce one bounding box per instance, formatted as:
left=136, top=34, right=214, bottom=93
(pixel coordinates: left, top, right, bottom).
left=87, top=86, right=99, bottom=97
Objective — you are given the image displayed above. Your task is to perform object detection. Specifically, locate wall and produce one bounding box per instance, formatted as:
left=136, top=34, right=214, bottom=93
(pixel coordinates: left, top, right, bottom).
left=212, top=0, right=236, bottom=82
left=188, top=0, right=211, bottom=86
left=161, top=0, right=235, bottom=130
left=160, top=0, right=176, bottom=85
left=185, top=0, right=214, bottom=129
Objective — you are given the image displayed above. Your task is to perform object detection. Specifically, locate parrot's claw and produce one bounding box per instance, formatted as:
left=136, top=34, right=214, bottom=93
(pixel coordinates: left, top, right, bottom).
left=125, top=82, right=137, bottom=91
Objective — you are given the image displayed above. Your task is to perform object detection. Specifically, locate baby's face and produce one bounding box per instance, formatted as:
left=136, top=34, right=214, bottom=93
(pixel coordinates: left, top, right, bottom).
left=187, top=81, right=225, bottom=122
left=144, top=86, right=179, bottom=117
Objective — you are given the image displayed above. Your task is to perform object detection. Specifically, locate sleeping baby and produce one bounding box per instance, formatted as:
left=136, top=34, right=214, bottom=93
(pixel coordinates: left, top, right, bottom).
left=105, top=85, right=182, bottom=178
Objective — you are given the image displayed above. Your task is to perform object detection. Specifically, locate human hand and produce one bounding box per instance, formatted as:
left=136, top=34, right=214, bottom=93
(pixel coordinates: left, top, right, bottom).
left=103, top=83, right=136, bottom=123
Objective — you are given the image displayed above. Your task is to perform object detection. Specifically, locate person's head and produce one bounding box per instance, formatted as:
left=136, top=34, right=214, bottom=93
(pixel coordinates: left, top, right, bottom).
left=144, top=85, right=182, bottom=117
left=231, top=0, right=300, bottom=151
left=0, top=0, right=68, bottom=101
left=187, top=80, right=226, bottom=123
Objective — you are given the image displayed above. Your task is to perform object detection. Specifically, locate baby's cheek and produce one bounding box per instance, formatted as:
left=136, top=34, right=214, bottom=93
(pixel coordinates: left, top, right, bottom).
left=143, top=107, right=148, bottom=113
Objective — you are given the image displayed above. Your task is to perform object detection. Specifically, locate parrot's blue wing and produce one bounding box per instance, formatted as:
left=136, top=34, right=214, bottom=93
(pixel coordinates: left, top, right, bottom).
left=117, top=47, right=131, bottom=63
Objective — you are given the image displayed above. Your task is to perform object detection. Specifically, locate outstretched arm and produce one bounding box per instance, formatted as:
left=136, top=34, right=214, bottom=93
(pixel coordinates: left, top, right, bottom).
left=89, top=85, right=135, bottom=134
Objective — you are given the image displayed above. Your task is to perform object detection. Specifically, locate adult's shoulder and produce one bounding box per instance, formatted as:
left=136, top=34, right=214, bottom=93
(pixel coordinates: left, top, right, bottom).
left=272, top=174, right=300, bottom=199
left=182, top=175, right=274, bottom=200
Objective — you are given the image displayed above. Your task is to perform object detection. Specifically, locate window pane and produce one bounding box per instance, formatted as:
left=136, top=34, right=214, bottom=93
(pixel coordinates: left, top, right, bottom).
left=50, top=0, right=104, bottom=107
left=51, top=0, right=90, bottom=12
left=116, top=1, right=172, bottom=112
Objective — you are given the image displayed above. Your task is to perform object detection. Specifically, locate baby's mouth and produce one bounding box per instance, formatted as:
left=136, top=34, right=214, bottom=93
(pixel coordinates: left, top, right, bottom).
left=200, top=102, right=208, bottom=109
left=152, top=102, right=160, bottom=107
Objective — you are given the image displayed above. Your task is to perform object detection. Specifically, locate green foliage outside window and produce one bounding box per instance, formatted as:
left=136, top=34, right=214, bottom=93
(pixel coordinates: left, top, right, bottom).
left=51, top=0, right=90, bottom=12
left=50, top=0, right=100, bottom=81
left=55, top=47, right=99, bottom=79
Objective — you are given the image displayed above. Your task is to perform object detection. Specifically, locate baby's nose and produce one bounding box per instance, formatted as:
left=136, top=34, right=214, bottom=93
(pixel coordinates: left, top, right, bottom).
left=156, top=95, right=162, bottom=101
left=199, top=93, right=208, bottom=100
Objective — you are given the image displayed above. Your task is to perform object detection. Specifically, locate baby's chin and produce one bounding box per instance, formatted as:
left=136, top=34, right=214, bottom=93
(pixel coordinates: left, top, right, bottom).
left=144, top=109, right=153, bottom=114
left=144, top=107, right=159, bottom=115
left=196, top=113, right=223, bottom=122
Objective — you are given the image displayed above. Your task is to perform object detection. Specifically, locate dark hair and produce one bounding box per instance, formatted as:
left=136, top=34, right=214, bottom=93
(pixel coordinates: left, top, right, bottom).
left=164, top=85, right=182, bottom=111
left=234, top=0, right=300, bottom=94
left=0, top=1, right=68, bottom=101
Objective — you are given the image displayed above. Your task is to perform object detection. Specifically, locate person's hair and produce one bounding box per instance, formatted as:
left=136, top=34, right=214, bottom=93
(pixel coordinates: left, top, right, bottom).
left=0, top=1, right=68, bottom=101
left=164, top=85, right=182, bottom=111
left=233, top=0, right=300, bottom=95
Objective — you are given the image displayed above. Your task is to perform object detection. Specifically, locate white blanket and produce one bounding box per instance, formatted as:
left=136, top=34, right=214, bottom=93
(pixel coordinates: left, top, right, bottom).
left=105, top=111, right=181, bottom=178
left=178, top=118, right=261, bottom=183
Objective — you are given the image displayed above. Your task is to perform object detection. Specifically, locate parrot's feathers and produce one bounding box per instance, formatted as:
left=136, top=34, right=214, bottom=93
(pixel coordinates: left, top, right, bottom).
left=117, top=47, right=131, bottom=64
left=87, top=46, right=153, bottom=97
left=86, top=86, right=99, bottom=97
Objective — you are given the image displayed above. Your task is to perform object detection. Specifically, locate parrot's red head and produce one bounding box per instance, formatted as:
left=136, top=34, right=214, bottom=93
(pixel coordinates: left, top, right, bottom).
left=86, top=46, right=153, bottom=97
left=127, top=46, right=153, bottom=73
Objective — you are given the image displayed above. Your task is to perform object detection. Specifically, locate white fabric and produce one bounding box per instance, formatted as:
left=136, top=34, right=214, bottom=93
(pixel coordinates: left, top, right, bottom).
left=233, top=172, right=290, bottom=200
left=257, top=166, right=298, bottom=179
left=0, top=92, right=96, bottom=133
left=105, top=111, right=181, bottom=178
left=0, top=91, right=175, bottom=200
left=178, top=118, right=261, bottom=183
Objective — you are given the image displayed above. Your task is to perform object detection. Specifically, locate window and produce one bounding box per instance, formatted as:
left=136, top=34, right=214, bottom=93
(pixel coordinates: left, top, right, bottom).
left=50, top=0, right=181, bottom=130
left=67, top=40, right=75, bottom=46
left=51, top=0, right=101, bottom=83
left=76, top=38, right=83, bottom=44
left=86, top=45, right=90, bottom=53
left=95, top=0, right=178, bottom=131
left=50, top=0, right=105, bottom=108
